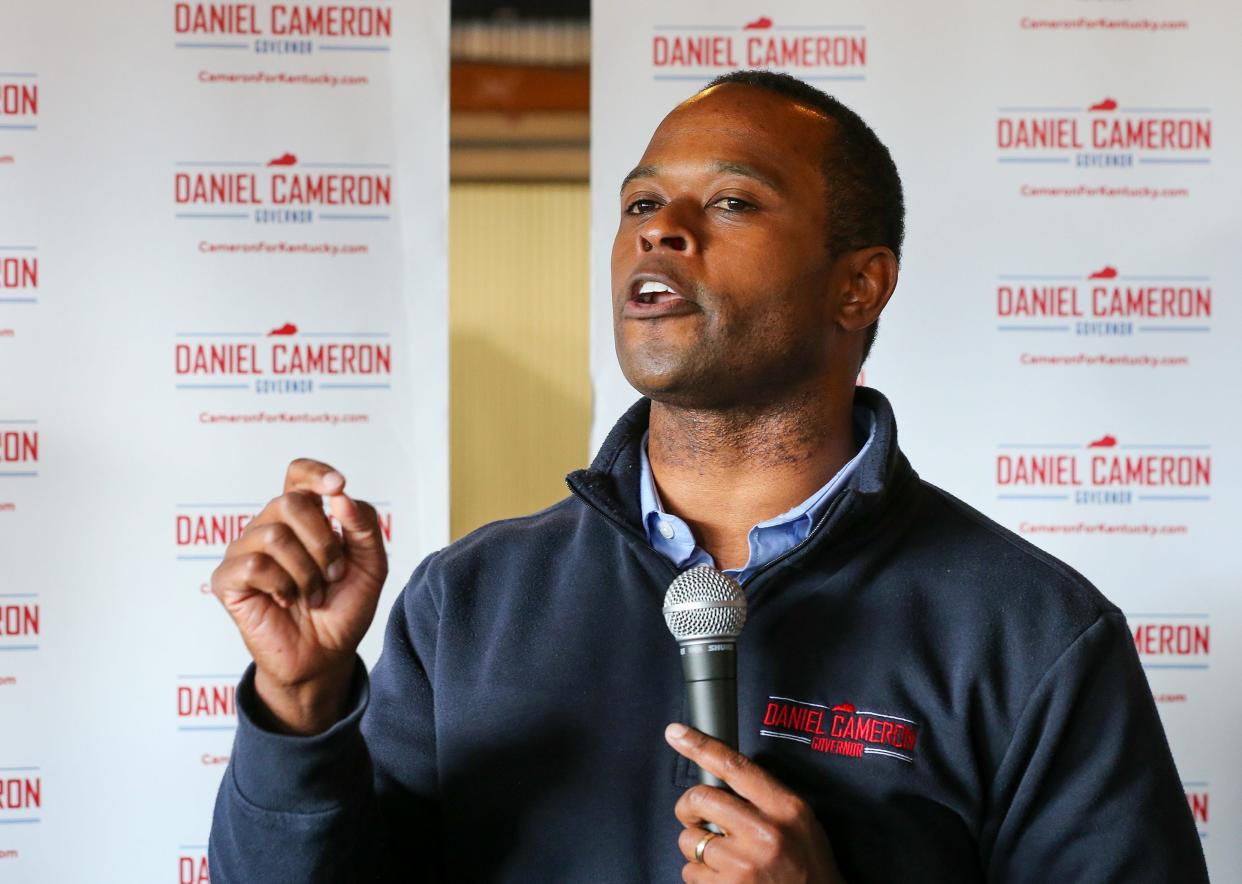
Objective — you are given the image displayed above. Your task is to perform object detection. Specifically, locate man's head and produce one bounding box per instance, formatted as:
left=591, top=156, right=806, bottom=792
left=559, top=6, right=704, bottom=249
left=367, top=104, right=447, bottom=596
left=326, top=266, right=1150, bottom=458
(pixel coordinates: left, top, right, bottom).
left=611, top=70, right=903, bottom=411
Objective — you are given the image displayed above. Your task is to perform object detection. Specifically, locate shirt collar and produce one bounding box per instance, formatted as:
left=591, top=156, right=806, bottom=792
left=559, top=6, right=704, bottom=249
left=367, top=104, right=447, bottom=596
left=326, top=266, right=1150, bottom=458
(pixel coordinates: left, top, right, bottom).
left=637, top=406, right=878, bottom=580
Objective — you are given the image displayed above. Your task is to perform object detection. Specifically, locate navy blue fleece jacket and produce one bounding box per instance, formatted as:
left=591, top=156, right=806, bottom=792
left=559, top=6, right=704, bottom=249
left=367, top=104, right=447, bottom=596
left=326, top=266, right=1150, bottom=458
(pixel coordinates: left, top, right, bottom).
left=209, top=388, right=1208, bottom=882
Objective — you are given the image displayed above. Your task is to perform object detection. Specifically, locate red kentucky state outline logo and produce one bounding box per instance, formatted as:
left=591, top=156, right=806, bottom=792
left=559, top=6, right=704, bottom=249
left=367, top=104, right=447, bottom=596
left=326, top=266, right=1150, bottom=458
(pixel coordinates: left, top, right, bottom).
left=760, top=695, right=920, bottom=764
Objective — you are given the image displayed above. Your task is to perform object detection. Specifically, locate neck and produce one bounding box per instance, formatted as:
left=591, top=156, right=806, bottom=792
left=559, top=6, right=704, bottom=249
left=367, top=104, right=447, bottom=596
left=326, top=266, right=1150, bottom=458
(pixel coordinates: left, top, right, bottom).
left=647, top=381, right=858, bottom=571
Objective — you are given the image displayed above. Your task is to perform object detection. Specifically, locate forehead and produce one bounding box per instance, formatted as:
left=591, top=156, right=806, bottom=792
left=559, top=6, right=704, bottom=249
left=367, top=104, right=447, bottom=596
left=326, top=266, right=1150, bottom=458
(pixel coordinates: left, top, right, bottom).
left=636, top=84, right=832, bottom=185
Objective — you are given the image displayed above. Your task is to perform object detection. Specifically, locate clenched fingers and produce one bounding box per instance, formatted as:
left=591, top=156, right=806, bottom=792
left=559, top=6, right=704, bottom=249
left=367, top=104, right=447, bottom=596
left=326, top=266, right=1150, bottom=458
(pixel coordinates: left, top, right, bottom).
left=678, top=826, right=753, bottom=873
left=219, top=491, right=344, bottom=606
left=284, top=457, right=345, bottom=496
left=674, top=784, right=773, bottom=844
left=235, top=520, right=326, bottom=599
left=266, top=491, right=345, bottom=579
left=258, top=487, right=342, bottom=561
left=211, top=550, right=298, bottom=609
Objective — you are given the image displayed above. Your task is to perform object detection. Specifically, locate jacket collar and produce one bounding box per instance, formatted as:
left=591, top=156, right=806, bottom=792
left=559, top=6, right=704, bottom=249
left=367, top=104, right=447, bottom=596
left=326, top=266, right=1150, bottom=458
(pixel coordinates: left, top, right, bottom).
left=565, top=387, right=917, bottom=561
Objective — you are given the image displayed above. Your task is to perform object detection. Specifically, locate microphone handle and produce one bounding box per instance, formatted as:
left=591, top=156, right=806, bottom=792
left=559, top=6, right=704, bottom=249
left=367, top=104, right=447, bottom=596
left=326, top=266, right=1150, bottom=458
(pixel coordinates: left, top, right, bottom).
left=679, top=640, right=738, bottom=789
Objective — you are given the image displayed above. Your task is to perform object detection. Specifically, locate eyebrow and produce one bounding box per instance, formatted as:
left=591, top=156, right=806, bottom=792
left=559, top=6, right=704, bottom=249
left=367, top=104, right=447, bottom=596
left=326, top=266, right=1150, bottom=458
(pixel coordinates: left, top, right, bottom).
left=619, top=160, right=782, bottom=195
left=620, top=164, right=657, bottom=194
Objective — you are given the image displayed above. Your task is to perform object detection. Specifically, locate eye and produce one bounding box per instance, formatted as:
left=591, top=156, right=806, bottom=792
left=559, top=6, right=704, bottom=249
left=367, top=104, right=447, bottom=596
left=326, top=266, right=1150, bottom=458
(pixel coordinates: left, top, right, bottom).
left=711, top=196, right=755, bottom=213
left=625, top=198, right=661, bottom=215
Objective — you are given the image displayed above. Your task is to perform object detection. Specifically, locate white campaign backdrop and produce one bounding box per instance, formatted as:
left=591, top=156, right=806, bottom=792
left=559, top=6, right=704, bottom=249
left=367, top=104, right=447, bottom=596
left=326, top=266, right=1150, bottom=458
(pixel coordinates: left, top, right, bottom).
left=592, top=0, right=1238, bottom=878
left=0, top=2, right=448, bottom=881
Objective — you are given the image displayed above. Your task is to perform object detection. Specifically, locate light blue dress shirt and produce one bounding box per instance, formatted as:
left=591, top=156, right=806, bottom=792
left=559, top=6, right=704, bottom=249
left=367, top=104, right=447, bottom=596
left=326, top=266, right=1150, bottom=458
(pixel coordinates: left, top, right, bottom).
left=638, top=413, right=876, bottom=584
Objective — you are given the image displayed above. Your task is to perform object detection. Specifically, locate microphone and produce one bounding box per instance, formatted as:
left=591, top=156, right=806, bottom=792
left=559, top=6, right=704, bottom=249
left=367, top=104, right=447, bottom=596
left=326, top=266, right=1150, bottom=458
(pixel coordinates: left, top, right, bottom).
left=663, top=565, right=747, bottom=790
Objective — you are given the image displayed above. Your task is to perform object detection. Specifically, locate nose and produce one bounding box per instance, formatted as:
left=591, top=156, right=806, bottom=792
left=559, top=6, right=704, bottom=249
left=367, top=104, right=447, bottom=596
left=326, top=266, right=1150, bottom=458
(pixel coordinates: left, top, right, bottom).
left=638, top=199, right=699, bottom=255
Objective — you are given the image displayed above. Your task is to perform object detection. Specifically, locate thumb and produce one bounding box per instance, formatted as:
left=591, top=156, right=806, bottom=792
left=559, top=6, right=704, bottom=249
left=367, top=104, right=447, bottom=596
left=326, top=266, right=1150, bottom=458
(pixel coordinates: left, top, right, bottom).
left=328, top=493, right=386, bottom=561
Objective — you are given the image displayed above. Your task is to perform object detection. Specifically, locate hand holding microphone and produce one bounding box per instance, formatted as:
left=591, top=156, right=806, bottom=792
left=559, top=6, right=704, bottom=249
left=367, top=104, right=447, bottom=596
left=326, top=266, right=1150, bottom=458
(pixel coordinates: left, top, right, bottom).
left=663, top=566, right=843, bottom=882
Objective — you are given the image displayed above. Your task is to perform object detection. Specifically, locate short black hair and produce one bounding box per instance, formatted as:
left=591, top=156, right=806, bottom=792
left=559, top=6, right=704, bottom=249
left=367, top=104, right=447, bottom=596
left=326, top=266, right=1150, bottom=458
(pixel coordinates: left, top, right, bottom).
left=701, top=70, right=904, bottom=365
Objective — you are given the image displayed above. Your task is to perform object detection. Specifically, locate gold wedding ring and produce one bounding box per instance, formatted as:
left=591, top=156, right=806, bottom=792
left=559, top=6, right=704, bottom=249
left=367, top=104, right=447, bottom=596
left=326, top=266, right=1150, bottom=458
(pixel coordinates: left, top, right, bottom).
left=693, top=831, right=719, bottom=864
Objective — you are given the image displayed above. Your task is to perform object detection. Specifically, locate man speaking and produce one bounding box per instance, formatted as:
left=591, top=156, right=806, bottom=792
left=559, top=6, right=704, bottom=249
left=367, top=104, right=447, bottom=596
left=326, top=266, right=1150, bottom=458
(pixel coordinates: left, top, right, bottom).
left=208, top=72, right=1208, bottom=882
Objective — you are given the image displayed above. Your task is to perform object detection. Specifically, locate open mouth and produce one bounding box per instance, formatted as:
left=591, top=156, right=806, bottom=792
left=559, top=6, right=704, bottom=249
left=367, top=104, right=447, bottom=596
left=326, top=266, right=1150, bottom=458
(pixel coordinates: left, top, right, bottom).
left=632, top=279, right=684, bottom=304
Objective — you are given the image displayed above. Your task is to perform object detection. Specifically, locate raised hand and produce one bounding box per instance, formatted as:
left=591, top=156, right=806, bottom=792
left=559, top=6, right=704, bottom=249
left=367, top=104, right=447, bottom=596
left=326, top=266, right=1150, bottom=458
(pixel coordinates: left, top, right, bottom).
left=210, top=459, right=389, bottom=734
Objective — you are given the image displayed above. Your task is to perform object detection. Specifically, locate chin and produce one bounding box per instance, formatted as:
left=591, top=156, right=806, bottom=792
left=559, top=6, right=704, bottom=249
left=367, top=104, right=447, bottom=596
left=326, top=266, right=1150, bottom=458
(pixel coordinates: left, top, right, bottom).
left=620, top=361, right=731, bottom=409
left=616, top=332, right=747, bottom=407
left=621, top=358, right=687, bottom=400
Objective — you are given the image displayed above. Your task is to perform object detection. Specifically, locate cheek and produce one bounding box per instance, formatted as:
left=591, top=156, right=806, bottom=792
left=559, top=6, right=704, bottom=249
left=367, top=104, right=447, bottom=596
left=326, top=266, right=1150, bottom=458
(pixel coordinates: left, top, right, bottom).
left=611, top=221, right=638, bottom=272
left=718, top=283, right=828, bottom=360
left=609, top=243, right=623, bottom=286
left=722, top=282, right=812, bottom=333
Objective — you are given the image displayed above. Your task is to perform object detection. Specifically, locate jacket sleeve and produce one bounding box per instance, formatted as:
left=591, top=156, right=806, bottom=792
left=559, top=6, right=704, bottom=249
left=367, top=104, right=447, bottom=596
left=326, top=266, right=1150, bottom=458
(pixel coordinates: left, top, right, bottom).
left=982, top=612, right=1208, bottom=883
left=208, top=557, right=443, bottom=883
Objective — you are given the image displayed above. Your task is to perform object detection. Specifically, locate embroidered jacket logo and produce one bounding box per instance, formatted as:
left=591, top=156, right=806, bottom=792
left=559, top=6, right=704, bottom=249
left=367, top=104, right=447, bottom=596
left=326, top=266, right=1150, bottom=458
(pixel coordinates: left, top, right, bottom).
left=760, top=696, right=920, bottom=764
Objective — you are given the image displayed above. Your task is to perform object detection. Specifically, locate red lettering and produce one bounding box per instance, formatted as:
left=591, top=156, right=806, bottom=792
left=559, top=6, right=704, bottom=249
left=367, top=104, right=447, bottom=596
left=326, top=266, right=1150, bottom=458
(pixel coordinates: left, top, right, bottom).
left=0, top=257, right=36, bottom=289
left=811, top=736, right=864, bottom=757
left=176, top=514, right=252, bottom=546
left=175, top=173, right=261, bottom=205
left=830, top=714, right=846, bottom=738
left=271, top=5, right=392, bottom=37
left=746, top=36, right=865, bottom=68
left=998, top=118, right=1082, bottom=149
left=1091, top=117, right=1211, bottom=150
left=0, top=778, right=40, bottom=809
left=1092, top=286, right=1210, bottom=318
left=1091, top=456, right=1210, bottom=487
left=1186, top=792, right=1208, bottom=825
left=0, top=605, right=38, bottom=636
left=179, top=855, right=211, bottom=884
left=996, top=455, right=1081, bottom=486
left=1132, top=624, right=1210, bottom=656
left=648, top=35, right=736, bottom=68
left=0, top=84, right=37, bottom=117
left=0, top=431, right=37, bottom=464
left=177, top=684, right=236, bottom=717
left=270, top=343, right=392, bottom=375
left=996, top=285, right=1081, bottom=317
left=175, top=343, right=263, bottom=375
left=270, top=174, right=391, bottom=206
left=174, top=3, right=262, bottom=35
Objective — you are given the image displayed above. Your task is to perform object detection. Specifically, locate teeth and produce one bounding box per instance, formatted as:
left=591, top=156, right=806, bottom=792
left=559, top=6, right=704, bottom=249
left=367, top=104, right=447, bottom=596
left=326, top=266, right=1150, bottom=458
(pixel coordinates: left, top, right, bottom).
left=639, top=280, right=675, bottom=295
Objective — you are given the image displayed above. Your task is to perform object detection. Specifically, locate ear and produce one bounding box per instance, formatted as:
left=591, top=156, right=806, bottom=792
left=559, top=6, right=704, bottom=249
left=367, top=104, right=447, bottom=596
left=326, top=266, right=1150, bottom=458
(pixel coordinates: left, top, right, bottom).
left=834, top=246, right=898, bottom=333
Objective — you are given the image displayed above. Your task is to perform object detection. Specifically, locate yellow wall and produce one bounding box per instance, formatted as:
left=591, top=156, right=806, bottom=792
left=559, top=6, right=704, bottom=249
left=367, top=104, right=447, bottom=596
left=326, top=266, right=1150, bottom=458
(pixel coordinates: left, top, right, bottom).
left=449, top=182, right=592, bottom=539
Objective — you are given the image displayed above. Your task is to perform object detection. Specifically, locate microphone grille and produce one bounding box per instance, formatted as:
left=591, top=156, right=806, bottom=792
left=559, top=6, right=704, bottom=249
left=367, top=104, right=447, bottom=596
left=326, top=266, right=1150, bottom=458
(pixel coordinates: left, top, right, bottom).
left=662, top=565, right=747, bottom=642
